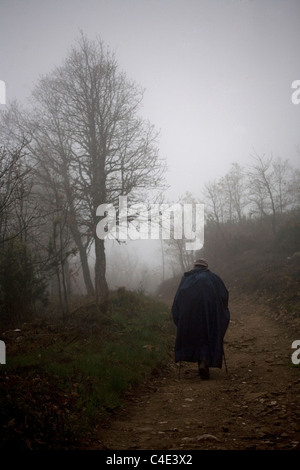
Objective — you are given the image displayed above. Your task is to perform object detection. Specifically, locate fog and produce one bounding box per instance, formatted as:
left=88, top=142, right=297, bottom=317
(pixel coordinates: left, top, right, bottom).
left=1, top=0, right=300, bottom=293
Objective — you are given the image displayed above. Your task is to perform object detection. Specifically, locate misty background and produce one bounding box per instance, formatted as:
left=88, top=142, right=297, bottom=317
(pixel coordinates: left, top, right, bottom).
left=0, top=0, right=300, bottom=298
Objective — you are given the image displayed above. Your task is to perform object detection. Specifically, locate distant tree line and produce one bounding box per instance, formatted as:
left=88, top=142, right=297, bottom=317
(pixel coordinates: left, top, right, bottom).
left=162, top=153, right=300, bottom=284
left=203, top=154, right=299, bottom=231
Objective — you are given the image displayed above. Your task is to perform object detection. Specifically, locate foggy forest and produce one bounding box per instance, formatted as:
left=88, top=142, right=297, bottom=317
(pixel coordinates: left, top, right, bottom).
left=0, top=0, right=299, bottom=456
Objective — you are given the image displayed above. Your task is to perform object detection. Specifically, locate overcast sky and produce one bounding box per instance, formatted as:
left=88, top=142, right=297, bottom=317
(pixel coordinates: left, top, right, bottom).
left=1, top=0, right=300, bottom=202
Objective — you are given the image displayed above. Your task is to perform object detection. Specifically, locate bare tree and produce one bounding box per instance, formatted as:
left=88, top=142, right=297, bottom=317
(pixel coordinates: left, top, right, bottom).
left=219, top=163, right=248, bottom=223
left=162, top=192, right=199, bottom=273
left=289, top=168, right=300, bottom=209
left=26, top=104, right=96, bottom=297
left=247, top=153, right=293, bottom=234
left=0, top=140, right=35, bottom=244
left=272, top=157, right=293, bottom=213
left=26, top=34, right=165, bottom=306
left=203, top=180, right=224, bottom=224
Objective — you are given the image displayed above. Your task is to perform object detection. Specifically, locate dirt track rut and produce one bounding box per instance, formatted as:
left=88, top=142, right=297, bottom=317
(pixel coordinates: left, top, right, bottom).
left=90, top=294, right=300, bottom=450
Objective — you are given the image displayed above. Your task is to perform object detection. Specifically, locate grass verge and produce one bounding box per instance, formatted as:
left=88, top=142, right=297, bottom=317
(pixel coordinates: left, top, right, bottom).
left=0, top=289, right=174, bottom=450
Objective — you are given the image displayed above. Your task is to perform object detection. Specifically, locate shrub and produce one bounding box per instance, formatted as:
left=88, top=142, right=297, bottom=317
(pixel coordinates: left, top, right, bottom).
left=0, top=238, right=47, bottom=327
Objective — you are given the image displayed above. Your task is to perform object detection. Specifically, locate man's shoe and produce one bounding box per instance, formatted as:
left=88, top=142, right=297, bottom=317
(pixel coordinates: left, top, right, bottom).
left=198, top=361, right=210, bottom=380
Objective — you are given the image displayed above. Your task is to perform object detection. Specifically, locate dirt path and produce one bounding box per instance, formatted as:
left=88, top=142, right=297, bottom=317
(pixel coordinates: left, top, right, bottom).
left=89, top=294, right=300, bottom=451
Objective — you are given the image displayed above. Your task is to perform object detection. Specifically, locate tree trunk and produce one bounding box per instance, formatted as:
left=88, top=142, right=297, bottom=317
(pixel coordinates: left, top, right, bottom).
left=94, top=236, right=108, bottom=310
left=72, top=228, right=95, bottom=296
left=63, top=169, right=95, bottom=297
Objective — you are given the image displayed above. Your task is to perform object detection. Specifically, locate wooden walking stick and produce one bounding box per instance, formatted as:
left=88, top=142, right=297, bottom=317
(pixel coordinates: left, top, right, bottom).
left=223, top=348, right=229, bottom=376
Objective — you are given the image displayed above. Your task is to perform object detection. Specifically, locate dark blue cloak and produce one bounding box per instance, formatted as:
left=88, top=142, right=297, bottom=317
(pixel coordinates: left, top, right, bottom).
left=171, top=267, right=230, bottom=368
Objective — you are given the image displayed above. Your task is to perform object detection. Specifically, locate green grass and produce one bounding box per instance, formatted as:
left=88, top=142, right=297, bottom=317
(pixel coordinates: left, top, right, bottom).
left=0, top=289, right=174, bottom=449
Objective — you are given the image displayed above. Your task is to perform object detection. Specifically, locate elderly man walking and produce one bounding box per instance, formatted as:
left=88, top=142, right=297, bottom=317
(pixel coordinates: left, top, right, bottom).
left=171, top=259, right=230, bottom=379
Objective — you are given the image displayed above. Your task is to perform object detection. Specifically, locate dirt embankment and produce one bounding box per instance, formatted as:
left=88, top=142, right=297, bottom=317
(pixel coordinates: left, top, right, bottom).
left=88, top=294, right=300, bottom=451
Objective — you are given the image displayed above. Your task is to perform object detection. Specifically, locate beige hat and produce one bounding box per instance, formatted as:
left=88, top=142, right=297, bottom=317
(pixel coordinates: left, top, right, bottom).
left=194, top=258, right=208, bottom=268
